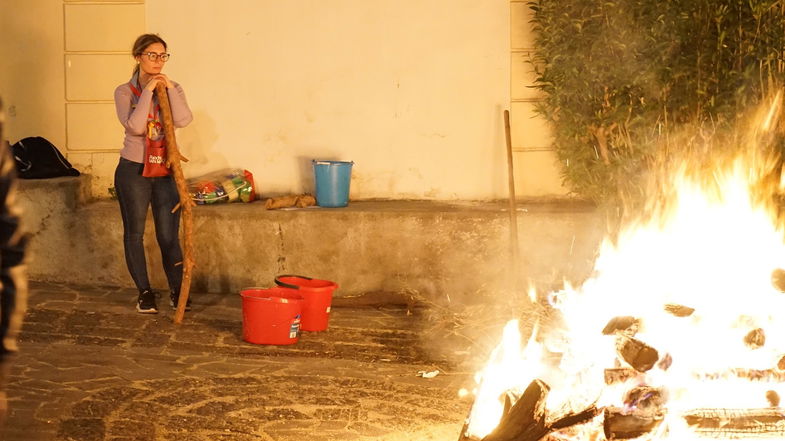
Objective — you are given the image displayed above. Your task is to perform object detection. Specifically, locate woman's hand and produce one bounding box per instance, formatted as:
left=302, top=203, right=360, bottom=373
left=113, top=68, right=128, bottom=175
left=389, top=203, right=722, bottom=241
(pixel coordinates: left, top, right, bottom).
left=144, top=74, right=174, bottom=91
left=155, top=74, right=175, bottom=89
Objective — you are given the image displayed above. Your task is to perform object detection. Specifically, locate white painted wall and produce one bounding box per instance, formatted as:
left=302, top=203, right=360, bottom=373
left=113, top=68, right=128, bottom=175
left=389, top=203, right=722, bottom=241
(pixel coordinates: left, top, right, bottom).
left=0, top=0, right=65, bottom=149
left=1, top=1, right=567, bottom=200
left=146, top=0, right=511, bottom=199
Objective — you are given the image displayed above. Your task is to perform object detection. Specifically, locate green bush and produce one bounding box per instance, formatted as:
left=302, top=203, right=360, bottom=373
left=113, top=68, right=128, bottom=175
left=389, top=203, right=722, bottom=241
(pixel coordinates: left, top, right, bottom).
left=529, top=0, right=785, bottom=204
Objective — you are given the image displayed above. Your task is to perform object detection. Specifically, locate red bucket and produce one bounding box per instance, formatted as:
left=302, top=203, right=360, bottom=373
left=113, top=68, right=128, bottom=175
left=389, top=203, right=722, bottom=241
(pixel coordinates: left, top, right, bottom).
left=240, top=287, right=303, bottom=345
left=274, top=275, right=338, bottom=332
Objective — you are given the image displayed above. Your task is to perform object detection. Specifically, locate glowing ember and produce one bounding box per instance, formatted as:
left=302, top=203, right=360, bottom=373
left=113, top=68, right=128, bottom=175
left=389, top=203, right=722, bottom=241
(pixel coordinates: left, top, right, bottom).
left=462, top=95, right=785, bottom=440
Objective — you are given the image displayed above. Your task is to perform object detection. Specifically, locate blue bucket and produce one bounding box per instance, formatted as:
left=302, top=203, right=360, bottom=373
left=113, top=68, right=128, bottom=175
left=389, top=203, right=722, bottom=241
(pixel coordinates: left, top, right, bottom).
left=312, top=160, right=354, bottom=207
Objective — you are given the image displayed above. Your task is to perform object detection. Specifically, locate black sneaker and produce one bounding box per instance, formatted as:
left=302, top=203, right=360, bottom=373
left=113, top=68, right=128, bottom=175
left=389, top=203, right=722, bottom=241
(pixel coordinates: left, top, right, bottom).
left=170, top=291, right=192, bottom=311
left=136, top=289, right=158, bottom=314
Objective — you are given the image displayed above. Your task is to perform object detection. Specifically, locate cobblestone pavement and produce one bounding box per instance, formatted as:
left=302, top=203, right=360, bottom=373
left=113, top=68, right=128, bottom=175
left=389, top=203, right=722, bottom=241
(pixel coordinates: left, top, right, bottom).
left=0, top=283, right=475, bottom=441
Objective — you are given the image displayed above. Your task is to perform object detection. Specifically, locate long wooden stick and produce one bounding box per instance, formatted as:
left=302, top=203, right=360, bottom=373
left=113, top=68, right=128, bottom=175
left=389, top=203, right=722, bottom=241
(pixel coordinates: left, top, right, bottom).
left=155, top=83, right=195, bottom=324
left=504, top=110, right=521, bottom=288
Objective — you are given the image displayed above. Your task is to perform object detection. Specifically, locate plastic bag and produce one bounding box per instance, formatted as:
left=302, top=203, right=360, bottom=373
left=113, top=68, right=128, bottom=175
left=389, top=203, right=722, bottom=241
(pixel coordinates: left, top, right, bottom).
left=188, top=169, right=256, bottom=204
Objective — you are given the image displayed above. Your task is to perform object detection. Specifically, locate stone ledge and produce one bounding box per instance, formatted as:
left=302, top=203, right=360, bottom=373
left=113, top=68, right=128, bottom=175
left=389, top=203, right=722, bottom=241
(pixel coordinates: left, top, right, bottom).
left=15, top=176, right=605, bottom=302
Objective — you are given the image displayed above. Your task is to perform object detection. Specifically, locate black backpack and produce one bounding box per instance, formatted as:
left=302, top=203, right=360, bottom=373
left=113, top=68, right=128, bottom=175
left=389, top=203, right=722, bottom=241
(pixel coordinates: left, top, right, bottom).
left=11, top=137, right=80, bottom=179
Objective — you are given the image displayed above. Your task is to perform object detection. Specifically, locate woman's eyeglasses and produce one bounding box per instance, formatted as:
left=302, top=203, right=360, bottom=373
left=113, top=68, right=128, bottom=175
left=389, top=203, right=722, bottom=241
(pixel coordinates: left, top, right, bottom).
left=142, top=52, right=170, bottom=62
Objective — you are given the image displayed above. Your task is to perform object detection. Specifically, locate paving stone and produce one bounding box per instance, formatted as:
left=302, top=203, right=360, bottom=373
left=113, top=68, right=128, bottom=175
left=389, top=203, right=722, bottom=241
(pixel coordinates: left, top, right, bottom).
left=0, top=281, right=473, bottom=441
left=107, top=419, right=156, bottom=437
left=57, top=418, right=106, bottom=441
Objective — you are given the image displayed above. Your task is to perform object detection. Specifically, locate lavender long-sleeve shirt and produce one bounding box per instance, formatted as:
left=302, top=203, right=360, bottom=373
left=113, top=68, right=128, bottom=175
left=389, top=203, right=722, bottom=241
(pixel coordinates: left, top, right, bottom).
left=114, top=81, right=193, bottom=163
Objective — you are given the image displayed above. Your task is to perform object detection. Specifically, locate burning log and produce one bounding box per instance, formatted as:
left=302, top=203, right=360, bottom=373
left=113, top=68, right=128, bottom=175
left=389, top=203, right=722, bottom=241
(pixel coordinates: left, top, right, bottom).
left=457, top=420, right=471, bottom=441
left=664, top=303, right=694, bottom=317
left=771, top=268, right=785, bottom=292
left=482, top=380, right=549, bottom=441
left=476, top=379, right=600, bottom=441
left=604, top=368, right=638, bottom=385
left=657, top=353, right=672, bottom=371
left=617, top=336, right=659, bottom=372
left=766, top=390, right=780, bottom=407
left=744, top=328, right=766, bottom=349
left=623, top=386, right=665, bottom=411
left=698, top=368, right=785, bottom=381
left=603, top=407, right=664, bottom=440
left=683, top=408, right=785, bottom=437
left=602, top=316, right=639, bottom=335
left=549, top=406, right=601, bottom=430
left=602, top=388, right=666, bottom=439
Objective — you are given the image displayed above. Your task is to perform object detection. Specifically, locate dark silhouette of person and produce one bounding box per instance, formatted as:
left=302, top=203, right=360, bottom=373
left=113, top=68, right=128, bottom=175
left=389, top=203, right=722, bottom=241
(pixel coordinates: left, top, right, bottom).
left=0, top=97, right=29, bottom=422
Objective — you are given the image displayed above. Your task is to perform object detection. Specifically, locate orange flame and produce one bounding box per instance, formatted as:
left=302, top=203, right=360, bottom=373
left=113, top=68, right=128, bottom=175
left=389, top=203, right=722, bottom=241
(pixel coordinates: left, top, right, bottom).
left=464, top=94, right=785, bottom=440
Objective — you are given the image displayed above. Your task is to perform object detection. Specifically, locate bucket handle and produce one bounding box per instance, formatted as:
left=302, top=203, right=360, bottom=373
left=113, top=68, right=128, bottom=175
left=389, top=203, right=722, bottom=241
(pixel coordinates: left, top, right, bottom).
left=274, top=274, right=313, bottom=290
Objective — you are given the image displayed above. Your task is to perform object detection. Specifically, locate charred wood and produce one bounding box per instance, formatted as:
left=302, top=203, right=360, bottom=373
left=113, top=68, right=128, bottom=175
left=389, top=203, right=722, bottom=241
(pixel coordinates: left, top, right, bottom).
left=683, top=408, right=785, bottom=437
left=602, top=316, right=639, bottom=335
left=745, top=328, right=766, bottom=349
left=502, top=392, right=515, bottom=417
left=482, top=379, right=549, bottom=441
left=549, top=405, right=601, bottom=430
left=604, top=368, right=638, bottom=385
left=664, top=303, right=695, bottom=317
left=623, top=386, right=666, bottom=412
left=480, top=379, right=599, bottom=441
left=771, top=268, right=785, bottom=292
left=456, top=420, right=472, bottom=441
left=617, top=336, right=659, bottom=372
left=766, top=390, right=780, bottom=407
left=482, top=406, right=600, bottom=441
left=657, top=353, right=672, bottom=371
left=698, top=368, right=785, bottom=381
left=603, top=407, right=664, bottom=440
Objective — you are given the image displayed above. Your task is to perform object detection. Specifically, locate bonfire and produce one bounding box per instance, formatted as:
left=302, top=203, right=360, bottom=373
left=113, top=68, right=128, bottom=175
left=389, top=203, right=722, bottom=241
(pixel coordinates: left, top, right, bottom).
left=459, top=94, right=785, bottom=441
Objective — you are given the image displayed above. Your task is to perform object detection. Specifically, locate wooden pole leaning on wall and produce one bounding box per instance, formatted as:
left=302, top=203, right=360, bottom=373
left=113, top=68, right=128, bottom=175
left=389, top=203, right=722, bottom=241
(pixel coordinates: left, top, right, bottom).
left=504, top=110, right=521, bottom=290
left=155, top=83, right=195, bottom=324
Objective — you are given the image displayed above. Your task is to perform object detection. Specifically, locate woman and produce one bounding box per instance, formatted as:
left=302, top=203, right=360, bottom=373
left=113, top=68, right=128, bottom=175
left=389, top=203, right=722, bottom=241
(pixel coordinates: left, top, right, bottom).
left=114, top=34, right=193, bottom=314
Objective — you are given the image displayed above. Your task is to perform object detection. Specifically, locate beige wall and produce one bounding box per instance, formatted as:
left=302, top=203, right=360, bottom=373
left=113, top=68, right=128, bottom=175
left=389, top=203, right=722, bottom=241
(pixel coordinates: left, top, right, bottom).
left=509, top=0, right=567, bottom=197
left=147, top=0, right=514, bottom=199
left=0, top=0, right=66, bottom=149
left=1, top=0, right=567, bottom=200
left=64, top=0, right=146, bottom=198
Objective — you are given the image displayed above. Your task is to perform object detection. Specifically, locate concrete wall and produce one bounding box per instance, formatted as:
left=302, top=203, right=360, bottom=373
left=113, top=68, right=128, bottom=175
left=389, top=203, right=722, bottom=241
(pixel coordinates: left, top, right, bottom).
left=0, top=1, right=568, bottom=201
left=17, top=177, right=603, bottom=301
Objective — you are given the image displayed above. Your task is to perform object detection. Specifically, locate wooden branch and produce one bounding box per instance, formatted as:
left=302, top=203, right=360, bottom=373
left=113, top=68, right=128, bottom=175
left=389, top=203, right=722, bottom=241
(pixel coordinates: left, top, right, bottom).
left=155, top=83, right=196, bottom=324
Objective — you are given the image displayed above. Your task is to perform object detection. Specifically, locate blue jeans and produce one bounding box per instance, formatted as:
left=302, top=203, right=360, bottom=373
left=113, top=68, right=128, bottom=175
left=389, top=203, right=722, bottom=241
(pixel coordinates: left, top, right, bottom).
left=114, top=157, right=183, bottom=294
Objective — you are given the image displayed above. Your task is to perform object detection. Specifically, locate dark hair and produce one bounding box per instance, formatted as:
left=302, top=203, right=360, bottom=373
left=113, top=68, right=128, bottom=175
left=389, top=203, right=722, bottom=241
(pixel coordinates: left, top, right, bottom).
left=131, top=33, right=168, bottom=76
